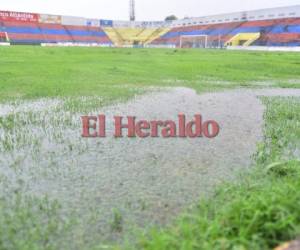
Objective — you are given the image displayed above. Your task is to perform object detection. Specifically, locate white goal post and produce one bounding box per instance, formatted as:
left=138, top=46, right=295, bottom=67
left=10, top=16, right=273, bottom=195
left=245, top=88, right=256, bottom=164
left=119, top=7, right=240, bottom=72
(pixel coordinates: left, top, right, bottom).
left=0, top=32, right=9, bottom=42
left=180, top=34, right=225, bottom=49
left=180, top=35, right=208, bottom=48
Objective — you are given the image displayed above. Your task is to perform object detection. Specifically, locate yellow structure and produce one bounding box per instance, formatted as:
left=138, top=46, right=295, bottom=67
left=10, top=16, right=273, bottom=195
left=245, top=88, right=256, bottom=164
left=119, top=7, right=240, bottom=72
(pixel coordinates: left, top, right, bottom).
left=102, top=28, right=124, bottom=47
left=103, top=27, right=170, bottom=47
left=225, top=33, right=260, bottom=46
left=145, top=28, right=170, bottom=44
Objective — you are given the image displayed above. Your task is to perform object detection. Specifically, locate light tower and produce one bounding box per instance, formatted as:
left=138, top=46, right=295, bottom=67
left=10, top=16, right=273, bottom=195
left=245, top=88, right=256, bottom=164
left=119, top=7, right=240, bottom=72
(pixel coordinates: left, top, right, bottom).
left=129, top=0, right=136, bottom=21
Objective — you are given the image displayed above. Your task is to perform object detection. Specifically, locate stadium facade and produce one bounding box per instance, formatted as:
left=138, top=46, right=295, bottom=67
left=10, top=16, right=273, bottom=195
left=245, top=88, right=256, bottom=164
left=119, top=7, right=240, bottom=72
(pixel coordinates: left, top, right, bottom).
left=0, top=5, right=299, bottom=48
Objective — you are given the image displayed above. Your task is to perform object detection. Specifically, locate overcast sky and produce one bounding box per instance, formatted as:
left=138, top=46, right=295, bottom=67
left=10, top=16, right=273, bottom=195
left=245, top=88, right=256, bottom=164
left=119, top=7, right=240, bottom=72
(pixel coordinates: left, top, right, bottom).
left=1, top=0, right=300, bottom=21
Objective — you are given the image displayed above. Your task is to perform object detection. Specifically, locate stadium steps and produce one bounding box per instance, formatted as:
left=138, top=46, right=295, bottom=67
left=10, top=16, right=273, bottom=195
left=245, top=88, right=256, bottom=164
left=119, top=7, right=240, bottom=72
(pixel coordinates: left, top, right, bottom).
left=243, top=33, right=261, bottom=46
left=103, top=27, right=171, bottom=46
left=37, top=24, right=51, bottom=43
left=134, top=28, right=157, bottom=43
left=252, top=19, right=295, bottom=46
left=0, top=21, right=4, bottom=31
left=104, top=27, right=147, bottom=46
left=225, top=32, right=261, bottom=46
left=116, top=28, right=144, bottom=45
left=124, top=27, right=171, bottom=45
left=62, top=25, right=76, bottom=43
left=213, top=22, right=246, bottom=46
left=136, top=28, right=146, bottom=37
left=144, top=28, right=170, bottom=44
left=103, top=27, right=124, bottom=46
left=224, top=21, right=245, bottom=37
left=113, top=28, right=128, bottom=46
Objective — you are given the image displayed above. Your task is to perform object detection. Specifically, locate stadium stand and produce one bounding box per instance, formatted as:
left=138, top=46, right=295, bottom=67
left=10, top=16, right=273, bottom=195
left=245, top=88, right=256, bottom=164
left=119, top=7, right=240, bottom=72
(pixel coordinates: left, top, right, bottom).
left=102, top=27, right=124, bottom=46
left=151, top=6, right=300, bottom=48
left=152, top=17, right=300, bottom=48
left=0, top=10, right=112, bottom=45
left=3, top=21, right=112, bottom=45
left=103, top=27, right=170, bottom=46
left=225, top=33, right=261, bottom=46
left=0, top=5, right=299, bottom=48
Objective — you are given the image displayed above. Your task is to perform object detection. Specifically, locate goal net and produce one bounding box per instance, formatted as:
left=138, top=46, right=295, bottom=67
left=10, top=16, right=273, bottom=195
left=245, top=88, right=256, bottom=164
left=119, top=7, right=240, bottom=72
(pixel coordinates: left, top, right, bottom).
left=180, top=35, right=225, bottom=49
left=0, top=32, right=9, bottom=43
left=180, top=35, right=208, bottom=48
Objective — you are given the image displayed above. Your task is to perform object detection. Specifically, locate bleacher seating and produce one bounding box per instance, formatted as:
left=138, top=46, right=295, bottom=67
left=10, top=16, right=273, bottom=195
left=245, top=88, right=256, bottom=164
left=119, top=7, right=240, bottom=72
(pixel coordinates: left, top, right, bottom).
left=1, top=20, right=112, bottom=45
left=151, top=17, right=300, bottom=47
left=103, top=27, right=170, bottom=46
left=0, top=8, right=299, bottom=47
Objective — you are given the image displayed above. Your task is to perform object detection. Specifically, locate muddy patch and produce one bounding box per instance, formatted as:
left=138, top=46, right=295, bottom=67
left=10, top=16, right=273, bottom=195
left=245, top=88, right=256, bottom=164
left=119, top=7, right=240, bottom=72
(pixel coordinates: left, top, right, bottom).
left=1, top=87, right=300, bottom=244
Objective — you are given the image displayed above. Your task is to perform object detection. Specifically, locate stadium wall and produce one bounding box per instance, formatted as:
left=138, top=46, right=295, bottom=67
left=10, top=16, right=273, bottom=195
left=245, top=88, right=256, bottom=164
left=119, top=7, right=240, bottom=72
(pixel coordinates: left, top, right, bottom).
left=170, top=5, right=300, bottom=27
left=61, top=15, right=86, bottom=26
left=39, top=14, right=61, bottom=24
left=227, top=46, right=300, bottom=52
left=0, top=42, right=10, bottom=46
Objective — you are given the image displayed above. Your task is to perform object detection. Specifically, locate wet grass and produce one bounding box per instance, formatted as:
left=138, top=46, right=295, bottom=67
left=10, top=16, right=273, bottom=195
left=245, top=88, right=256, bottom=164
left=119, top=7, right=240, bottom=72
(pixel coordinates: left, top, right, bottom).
left=0, top=195, right=73, bottom=250
left=1, top=96, right=299, bottom=250
left=1, top=47, right=300, bottom=249
left=0, top=47, right=300, bottom=102
left=131, top=97, right=300, bottom=250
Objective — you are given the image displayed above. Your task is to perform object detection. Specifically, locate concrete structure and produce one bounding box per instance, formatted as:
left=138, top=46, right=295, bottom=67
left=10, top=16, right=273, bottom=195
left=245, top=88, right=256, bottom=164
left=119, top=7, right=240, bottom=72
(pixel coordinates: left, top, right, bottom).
left=0, top=5, right=299, bottom=47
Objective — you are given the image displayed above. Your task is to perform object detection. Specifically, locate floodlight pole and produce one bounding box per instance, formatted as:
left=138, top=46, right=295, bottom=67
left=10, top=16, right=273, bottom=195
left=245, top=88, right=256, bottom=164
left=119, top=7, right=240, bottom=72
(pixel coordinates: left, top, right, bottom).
left=130, top=0, right=136, bottom=21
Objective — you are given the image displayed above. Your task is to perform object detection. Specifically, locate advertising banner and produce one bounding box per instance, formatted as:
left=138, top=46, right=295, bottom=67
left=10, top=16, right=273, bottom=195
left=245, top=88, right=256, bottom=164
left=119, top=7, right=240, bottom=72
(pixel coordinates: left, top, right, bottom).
left=100, top=19, right=113, bottom=27
left=86, top=19, right=100, bottom=27
left=39, top=14, right=61, bottom=24
left=61, top=16, right=86, bottom=26
left=0, top=11, right=38, bottom=22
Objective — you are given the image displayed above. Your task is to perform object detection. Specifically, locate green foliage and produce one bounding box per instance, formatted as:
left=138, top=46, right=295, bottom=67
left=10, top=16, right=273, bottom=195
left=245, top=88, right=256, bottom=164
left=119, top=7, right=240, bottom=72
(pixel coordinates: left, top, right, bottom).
left=165, top=15, right=178, bottom=21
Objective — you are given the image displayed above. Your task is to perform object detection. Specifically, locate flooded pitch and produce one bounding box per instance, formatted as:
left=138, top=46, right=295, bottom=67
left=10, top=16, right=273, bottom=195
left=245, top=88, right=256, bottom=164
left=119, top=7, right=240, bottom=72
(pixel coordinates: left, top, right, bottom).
left=1, top=87, right=300, bottom=244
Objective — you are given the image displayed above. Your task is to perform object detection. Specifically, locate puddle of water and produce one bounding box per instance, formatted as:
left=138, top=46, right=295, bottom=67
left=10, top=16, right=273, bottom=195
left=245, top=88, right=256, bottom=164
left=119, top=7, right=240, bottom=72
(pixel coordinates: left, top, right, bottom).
left=0, top=87, right=300, bottom=243
left=0, top=99, right=62, bottom=117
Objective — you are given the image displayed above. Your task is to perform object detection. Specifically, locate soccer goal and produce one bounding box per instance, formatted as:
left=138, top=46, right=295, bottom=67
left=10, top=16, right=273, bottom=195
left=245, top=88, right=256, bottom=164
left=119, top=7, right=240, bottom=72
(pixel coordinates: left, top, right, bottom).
left=180, top=35, right=208, bottom=48
left=0, top=32, right=9, bottom=43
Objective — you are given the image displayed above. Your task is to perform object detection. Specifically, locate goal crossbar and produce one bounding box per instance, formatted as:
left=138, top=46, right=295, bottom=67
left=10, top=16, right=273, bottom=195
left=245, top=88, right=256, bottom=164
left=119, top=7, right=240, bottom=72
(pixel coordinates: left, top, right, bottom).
left=180, top=35, right=208, bottom=48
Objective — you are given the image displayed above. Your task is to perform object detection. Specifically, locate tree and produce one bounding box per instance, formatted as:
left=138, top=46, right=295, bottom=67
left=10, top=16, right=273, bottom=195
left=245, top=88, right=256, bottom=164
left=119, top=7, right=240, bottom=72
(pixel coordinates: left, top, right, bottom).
left=165, top=15, right=178, bottom=21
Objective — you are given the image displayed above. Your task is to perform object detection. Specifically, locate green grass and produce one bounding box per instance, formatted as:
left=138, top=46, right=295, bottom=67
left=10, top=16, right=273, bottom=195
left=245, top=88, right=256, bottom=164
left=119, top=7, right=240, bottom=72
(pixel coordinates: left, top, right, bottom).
left=0, top=47, right=300, bottom=102
left=0, top=194, right=73, bottom=250
left=131, top=97, right=300, bottom=250
left=1, top=47, right=300, bottom=249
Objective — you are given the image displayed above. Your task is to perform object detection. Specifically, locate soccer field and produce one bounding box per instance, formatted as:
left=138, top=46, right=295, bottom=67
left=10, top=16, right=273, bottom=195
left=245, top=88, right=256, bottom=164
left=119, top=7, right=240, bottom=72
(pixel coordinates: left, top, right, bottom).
left=0, top=47, right=300, bottom=250
left=0, top=47, right=300, bottom=101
